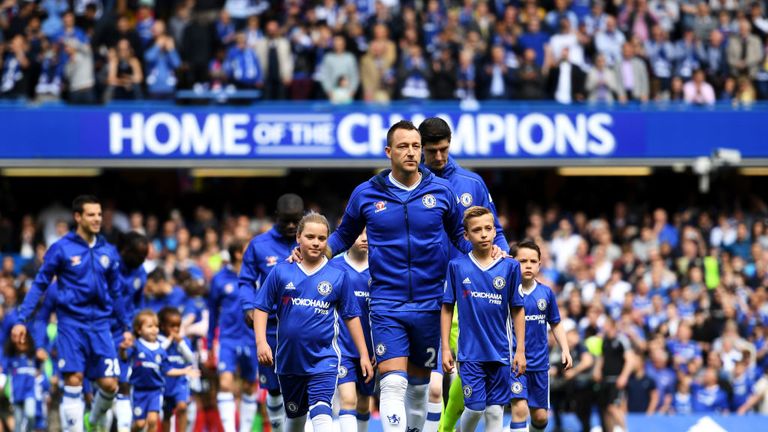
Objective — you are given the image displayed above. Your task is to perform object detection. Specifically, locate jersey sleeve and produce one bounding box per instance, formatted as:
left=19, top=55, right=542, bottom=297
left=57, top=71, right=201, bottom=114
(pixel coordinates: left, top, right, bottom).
left=328, top=190, right=365, bottom=256
left=508, top=260, right=524, bottom=308
left=239, top=241, right=262, bottom=312
left=253, top=265, right=280, bottom=314
left=110, top=253, right=131, bottom=333
left=442, top=190, right=472, bottom=254
left=547, top=288, right=561, bottom=325
left=17, top=243, right=62, bottom=323
left=338, top=272, right=361, bottom=320
left=475, top=183, right=510, bottom=253
left=442, top=262, right=457, bottom=305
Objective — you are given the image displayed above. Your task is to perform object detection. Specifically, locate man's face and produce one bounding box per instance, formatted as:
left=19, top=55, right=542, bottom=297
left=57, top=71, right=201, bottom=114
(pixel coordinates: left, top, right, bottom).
left=464, top=214, right=496, bottom=253
left=75, top=203, right=102, bottom=236
left=423, top=139, right=450, bottom=171
left=276, top=211, right=302, bottom=239
left=386, top=128, right=422, bottom=175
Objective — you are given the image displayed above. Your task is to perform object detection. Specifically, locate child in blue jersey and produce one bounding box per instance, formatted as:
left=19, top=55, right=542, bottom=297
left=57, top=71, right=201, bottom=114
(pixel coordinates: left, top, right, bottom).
left=121, top=310, right=199, bottom=432
left=509, top=240, right=572, bottom=432
left=253, top=212, right=373, bottom=432
left=4, top=330, right=38, bottom=432
left=158, top=307, right=197, bottom=432
left=330, top=229, right=375, bottom=432
left=441, top=206, right=526, bottom=432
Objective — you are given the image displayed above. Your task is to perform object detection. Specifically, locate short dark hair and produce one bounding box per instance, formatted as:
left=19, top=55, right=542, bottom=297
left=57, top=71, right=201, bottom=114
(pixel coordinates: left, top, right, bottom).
left=418, top=117, right=452, bottom=145
left=158, top=306, right=182, bottom=328
left=276, top=193, right=304, bottom=216
left=386, top=120, right=419, bottom=148
left=72, top=195, right=100, bottom=214
left=512, top=239, right=541, bottom=260
left=148, top=267, right=167, bottom=282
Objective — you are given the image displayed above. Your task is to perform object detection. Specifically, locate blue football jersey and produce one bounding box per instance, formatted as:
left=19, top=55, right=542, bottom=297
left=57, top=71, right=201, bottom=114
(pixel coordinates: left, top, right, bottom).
left=253, top=259, right=361, bottom=375
left=330, top=253, right=373, bottom=359
left=209, top=265, right=252, bottom=346
left=128, top=338, right=170, bottom=389
left=239, top=227, right=297, bottom=312
left=159, top=335, right=193, bottom=395
left=112, top=265, right=147, bottom=336
left=443, top=255, right=523, bottom=363
left=5, top=354, right=37, bottom=403
left=512, top=282, right=561, bottom=371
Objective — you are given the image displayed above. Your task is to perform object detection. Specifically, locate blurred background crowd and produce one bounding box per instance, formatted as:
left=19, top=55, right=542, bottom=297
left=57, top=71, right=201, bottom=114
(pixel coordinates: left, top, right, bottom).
left=1, top=0, right=768, bottom=105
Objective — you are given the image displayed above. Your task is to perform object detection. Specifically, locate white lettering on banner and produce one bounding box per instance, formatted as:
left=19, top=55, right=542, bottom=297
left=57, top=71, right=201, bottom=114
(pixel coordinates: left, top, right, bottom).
left=107, top=112, right=616, bottom=158
left=222, top=114, right=250, bottom=155
left=181, top=114, right=222, bottom=155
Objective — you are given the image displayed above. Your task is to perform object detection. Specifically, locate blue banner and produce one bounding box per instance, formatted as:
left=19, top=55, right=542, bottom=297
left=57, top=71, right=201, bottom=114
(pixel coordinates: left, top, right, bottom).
left=1, top=102, right=766, bottom=166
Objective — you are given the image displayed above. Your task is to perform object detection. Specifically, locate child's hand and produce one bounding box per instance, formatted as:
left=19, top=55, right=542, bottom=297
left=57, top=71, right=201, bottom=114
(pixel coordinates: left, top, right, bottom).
left=513, top=349, right=527, bottom=377
left=257, top=341, right=273, bottom=367
left=185, top=367, right=201, bottom=378
left=442, top=349, right=455, bottom=374
left=360, top=357, right=374, bottom=383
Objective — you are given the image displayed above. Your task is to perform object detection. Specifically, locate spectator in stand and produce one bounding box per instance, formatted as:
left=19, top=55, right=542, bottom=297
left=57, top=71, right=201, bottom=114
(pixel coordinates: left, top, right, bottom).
left=480, top=45, right=515, bottom=100
left=692, top=367, right=730, bottom=413
left=62, top=36, right=94, bottom=103
left=517, top=48, right=546, bottom=99
left=595, top=15, right=627, bottom=67
left=318, top=34, right=358, bottom=101
left=144, top=21, right=181, bottom=99
left=360, top=39, right=395, bottom=103
left=225, top=33, right=262, bottom=90
left=224, top=0, right=269, bottom=28
left=397, top=43, right=431, bottom=100
left=646, top=349, right=675, bottom=413
left=181, top=14, right=217, bottom=86
left=675, top=29, right=700, bottom=81
left=545, top=0, right=579, bottom=32
left=587, top=53, right=624, bottom=103
left=738, top=368, right=768, bottom=414
left=35, top=38, right=63, bottom=101
left=645, top=25, right=676, bottom=99
left=136, top=4, right=156, bottom=49
left=549, top=17, right=585, bottom=69
left=215, top=10, right=236, bottom=48
left=728, top=19, right=764, bottom=79
left=626, top=354, right=659, bottom=414
left=253, top=19, right=293, bottom=100
left=519, top=18, right=549, bottom=69
left=619, top=0, right=657, bottom=43
left=105, top=38, right=143, bottom=101
left=548, top=46, right=586, bottom=104
left=683, top=68, right=716, bottom=105
left=649, top=0, right=680, bottom=33
left=583, top=0, right=609, bottom=35
left=697, top=29, right=729, bottom=92
left=614, top=41, right=650, bottom=102
left=0, top=34, right=29, bottom=99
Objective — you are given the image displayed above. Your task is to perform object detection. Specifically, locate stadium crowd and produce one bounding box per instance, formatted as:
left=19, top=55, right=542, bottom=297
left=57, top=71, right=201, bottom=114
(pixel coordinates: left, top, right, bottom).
left=1, top=0, right=768, bottom=105
left=0, top=189, right=768, bottom=430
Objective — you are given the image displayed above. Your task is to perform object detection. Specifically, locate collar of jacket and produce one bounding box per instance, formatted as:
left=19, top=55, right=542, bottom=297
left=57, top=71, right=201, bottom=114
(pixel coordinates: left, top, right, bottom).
left=371, top=166, right=434, bottom=193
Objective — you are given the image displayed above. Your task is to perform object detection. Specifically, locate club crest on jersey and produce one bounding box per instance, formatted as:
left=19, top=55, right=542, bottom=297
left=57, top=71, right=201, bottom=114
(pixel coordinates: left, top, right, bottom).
left=493, top=276, right=506, bottom=290
left=224, top=283, right=234, bottom=294
left=368, top=278, right=372, bottom=287
left=70, top=255, right=81, bottom=267
left=460, top=193, right=473, bottom=207
left=338, top=365, right=348, bottom=378
left=387, top=414, right=401, bottom=425
left=317, top=281, right=333, bottom=296
left=259, top=374, right=267, bottom=384
left=376, top=343, right=386, bottom=356
left=134, top=407, right=143, bottom=417
left=422, top=194, right=436, bottom=208
left=537, top=298, right=547, bottom=311
left=286, top=402, right=298, bottom=414
left=463, top=385, right=472, bottom=397
left=374, top=200, right=388, bottom=213
left=266, top=256, right=278, bottom=266
left=58, top=359, right=66, bottom=369
left=99, top=254, right=110, bottom=268
left=512, top=382, right=523, bottom=394
left=155, top=354, right=162, bottom=363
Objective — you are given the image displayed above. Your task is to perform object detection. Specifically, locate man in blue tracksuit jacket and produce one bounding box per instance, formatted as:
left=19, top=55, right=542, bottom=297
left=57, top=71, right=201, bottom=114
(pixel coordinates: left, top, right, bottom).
left=12, top=195, right=132, bottom=432
left=324, top=120, right=481, bottom=432
left=419, top=117, right=509, bottom=258
left=418, top=116, right=511, bottom=430
left=239, top=193, right=304, bottom=432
